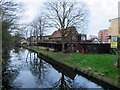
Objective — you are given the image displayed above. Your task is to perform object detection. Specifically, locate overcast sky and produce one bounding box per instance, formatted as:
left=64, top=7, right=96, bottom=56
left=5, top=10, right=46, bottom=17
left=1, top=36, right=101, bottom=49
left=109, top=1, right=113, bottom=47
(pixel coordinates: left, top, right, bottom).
left=84, top=0, right=119, bottom=36
left=15, top=0, right=119, bottom=36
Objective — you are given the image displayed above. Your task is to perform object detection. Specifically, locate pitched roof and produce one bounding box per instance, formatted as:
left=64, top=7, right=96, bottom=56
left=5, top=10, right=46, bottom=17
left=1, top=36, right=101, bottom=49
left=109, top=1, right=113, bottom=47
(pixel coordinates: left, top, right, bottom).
left=92, top=38, right=100, bottom=43
left=51, top=30, right=61, bottom=38
left=50, top=26, right=78, bottom=38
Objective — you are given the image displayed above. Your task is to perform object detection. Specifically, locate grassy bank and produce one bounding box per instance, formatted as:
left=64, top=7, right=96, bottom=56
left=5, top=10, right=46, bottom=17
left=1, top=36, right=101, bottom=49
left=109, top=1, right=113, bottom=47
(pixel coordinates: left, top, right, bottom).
left=24, top=46, right=118, bottom=83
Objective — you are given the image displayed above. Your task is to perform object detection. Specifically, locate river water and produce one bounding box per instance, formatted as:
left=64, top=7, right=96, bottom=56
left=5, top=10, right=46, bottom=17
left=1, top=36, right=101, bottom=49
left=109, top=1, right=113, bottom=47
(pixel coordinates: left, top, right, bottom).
left=2, top=47, right=103, bottom=89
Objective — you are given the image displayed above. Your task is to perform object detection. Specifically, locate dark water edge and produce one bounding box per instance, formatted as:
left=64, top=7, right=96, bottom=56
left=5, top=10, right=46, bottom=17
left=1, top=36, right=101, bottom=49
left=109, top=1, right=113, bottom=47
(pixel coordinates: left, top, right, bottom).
left=37, top=49, right=120, bottom=89
left=2, top=47, right=104, bottom=89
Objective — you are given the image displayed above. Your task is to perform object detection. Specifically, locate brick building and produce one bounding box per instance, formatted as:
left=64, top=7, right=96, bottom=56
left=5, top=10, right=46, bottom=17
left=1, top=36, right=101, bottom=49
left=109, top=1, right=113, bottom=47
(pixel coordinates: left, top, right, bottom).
left=98, top=29, right=108, bottom=43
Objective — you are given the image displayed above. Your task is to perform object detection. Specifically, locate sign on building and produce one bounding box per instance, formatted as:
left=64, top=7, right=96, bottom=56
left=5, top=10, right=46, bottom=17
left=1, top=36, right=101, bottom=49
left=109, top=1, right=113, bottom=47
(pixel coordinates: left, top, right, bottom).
left=111, top=36, right=118, bottom=48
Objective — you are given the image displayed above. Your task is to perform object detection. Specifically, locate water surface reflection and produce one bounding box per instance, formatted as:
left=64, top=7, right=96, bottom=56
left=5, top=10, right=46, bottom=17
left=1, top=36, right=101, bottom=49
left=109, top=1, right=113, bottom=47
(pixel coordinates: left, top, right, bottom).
left=2, top=48, right=103, bottom=89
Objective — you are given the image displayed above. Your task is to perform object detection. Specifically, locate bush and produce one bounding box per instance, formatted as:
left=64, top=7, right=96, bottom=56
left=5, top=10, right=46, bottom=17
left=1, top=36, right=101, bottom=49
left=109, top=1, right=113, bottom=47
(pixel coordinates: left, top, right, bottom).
left=110, top=48, right=118, bottom=55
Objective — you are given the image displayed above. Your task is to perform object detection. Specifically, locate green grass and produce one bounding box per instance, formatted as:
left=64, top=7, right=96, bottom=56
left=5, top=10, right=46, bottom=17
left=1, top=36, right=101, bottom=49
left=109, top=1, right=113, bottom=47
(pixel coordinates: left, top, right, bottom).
left=26, top=46, right=118, bottom=82
left=64, top=53, right=118, bottom=80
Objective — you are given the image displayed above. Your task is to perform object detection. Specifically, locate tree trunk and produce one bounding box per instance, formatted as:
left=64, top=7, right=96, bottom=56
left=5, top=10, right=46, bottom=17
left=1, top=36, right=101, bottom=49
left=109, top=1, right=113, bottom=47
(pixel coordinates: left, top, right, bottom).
left=60, top=74, right=64, bottom=90
left=61, top=35, right=65, bottom=52
left=62, top=42, right=65, bottom=52
left=118, top=51, right=120, bottom=67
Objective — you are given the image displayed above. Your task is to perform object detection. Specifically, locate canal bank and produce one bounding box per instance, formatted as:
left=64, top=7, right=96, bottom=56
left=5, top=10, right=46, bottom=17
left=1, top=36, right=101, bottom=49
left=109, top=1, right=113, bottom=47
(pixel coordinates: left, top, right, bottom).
left=21, top=45, right=120, bottom=89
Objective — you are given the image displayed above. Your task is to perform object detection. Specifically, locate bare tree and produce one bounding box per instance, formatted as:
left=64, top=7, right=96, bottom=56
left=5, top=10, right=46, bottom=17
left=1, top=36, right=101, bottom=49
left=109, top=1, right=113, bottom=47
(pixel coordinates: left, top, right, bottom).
left=1, top=0, right=22, bottom=45
left=30, top=15, right=47, bottom=45
left=1, top=0, right=22, bottom=50
left=21, top=26, right=29, bottom=39
left=36, top=16, right=46, bottom=42
left=43, top=0, right=89, bottom=51
left=1, top=0, right=22, bottom=27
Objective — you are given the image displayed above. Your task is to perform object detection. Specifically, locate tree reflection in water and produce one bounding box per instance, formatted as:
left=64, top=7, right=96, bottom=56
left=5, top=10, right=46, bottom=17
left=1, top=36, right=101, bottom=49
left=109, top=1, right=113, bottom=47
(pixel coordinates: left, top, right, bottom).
left=27, top=52, right=74, bottom=89
left=28, top=52, right=48, bottom=87
left=2, top=48, right=102, bottom=89
left=53, top=73, right=72, bottom=89
left=2, top=47, right=21, bottom=89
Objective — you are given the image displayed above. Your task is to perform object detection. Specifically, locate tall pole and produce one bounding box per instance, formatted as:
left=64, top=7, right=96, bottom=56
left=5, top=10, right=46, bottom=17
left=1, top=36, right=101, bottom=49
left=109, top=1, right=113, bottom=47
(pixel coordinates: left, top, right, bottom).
left=118, top=37, right=120, bottom=88
left=118, top=2, right=120, bottom=87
